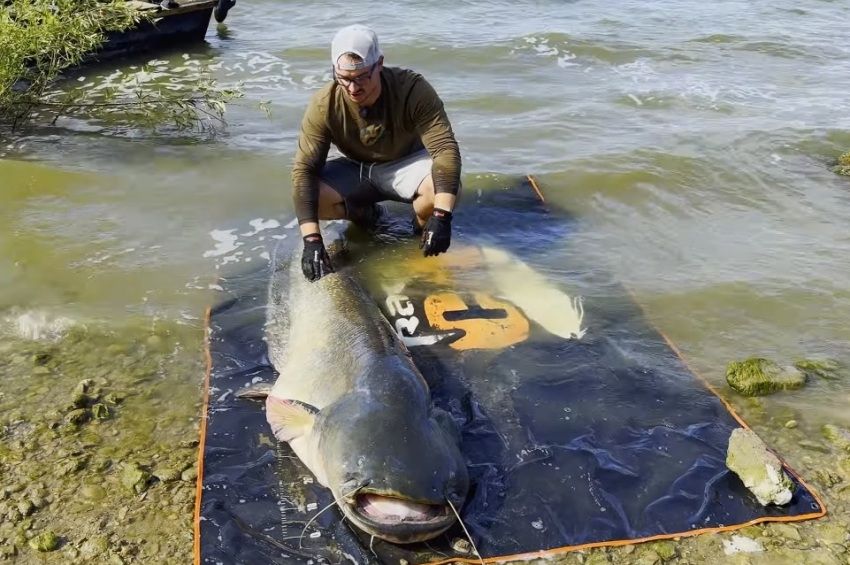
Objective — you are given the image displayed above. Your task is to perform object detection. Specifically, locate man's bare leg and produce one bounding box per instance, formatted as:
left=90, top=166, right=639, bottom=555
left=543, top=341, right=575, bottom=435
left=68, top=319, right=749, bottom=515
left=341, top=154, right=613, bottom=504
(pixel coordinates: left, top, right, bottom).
left=299, top=181, right=347, bottom=237
left=412, top=174, right=456, bottom=229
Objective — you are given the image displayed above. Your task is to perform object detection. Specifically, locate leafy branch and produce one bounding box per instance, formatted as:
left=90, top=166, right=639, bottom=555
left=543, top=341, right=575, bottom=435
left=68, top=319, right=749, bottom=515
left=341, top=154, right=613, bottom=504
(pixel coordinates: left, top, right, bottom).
left=0, top=0, right=242, bottom=135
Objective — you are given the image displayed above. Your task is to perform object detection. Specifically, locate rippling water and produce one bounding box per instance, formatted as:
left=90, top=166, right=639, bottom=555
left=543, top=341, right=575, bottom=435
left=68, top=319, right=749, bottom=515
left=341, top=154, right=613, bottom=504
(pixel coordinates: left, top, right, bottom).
left=2, top=0, right=850, bottom=557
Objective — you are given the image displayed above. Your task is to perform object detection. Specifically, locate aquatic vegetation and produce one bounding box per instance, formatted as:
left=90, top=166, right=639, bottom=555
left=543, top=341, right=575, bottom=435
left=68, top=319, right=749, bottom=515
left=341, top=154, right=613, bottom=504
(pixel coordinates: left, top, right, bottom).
left=726, top=358, right=807, bottom=396
left=833, top=151, right=850, bottom=176
left=0, top=320, right=201, bottom=562
left=822, top=424, right=850, bottom=452
left=726, top=428, right=793, bottom=506
left=795, top=359, right=843, bottom=380
left=27, top=530, right=58, bottom=552
left=0, top=0, right=139, bottom=126
left=0, top=0, right=241, bottom=133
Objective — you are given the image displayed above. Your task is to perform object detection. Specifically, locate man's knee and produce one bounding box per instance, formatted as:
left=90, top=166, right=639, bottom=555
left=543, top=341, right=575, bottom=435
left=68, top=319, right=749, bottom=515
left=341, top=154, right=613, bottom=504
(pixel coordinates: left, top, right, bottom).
left=317, top=181, right=347, bottom=220
left=413, top=175, right=435, bottom=220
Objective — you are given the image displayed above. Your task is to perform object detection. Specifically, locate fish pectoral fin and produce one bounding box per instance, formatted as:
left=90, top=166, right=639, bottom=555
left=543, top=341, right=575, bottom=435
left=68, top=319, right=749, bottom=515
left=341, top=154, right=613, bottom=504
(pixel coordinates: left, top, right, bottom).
left=266, top=396, right=318, bottom=442
left=235, top=382, right=274, bottom=400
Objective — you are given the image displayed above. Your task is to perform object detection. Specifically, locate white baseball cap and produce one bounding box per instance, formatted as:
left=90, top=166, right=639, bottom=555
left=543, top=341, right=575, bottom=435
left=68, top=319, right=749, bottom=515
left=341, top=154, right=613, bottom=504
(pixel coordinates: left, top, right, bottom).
left=331, top=25, right=383, bottom=71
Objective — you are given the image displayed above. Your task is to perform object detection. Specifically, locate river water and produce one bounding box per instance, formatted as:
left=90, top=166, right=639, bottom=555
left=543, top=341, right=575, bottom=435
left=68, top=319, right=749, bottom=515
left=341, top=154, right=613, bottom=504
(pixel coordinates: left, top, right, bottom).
left=2, top=0, right=850, bottom=562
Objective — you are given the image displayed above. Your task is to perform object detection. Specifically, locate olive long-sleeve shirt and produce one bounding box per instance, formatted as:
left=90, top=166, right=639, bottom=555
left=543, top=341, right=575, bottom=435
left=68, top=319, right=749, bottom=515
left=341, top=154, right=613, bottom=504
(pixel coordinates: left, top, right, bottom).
left=291, top=67, right=461, bottom=224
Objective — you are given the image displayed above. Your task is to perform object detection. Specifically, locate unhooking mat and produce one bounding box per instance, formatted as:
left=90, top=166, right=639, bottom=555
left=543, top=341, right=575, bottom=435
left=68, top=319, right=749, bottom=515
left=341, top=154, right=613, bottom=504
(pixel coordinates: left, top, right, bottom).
left=193, top=178, right=824, bottom=565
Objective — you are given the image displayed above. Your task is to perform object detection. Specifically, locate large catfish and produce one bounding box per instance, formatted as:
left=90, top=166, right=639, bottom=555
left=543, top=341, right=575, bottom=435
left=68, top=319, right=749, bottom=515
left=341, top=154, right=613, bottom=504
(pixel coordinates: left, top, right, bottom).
left=255, top=234, right=469, bottom=544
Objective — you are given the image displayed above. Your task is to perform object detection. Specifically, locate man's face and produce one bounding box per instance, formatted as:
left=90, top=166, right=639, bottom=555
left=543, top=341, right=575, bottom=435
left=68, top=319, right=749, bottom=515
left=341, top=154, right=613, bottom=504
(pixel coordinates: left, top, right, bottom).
left=334, top=58, right=382, bottom=105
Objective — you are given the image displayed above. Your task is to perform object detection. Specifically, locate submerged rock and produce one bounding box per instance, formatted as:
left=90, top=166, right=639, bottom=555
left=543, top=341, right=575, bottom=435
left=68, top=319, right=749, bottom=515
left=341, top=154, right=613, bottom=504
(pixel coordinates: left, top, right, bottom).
left=65, top=408, right=90, bottom=425
left=833, top=151, right=850, bottom=176
left=28, top=531, right=59, bottom=552
left=769, top=522, right=801, bottom=542
left=91, top=403, right=110, bottom=420
left=726, top=428, right=793, bottom=506
left=646, top=540, right=676, bottom=560
left=726, top=358, right=806, bottom=396
left=794, top=359, right=842, bottom=380
left=821, top=424, right=850, bottom=451
left=154, top=466, right=182, bottom=483
left=79, top=536, right=109, bottom=559
left=121, top=463, right=152, bottom=495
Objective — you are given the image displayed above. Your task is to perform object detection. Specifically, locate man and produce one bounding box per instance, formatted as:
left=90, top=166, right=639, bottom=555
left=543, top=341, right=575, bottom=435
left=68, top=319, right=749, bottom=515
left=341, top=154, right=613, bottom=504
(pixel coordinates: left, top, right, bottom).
left=292, top=24, right=462, bottom=281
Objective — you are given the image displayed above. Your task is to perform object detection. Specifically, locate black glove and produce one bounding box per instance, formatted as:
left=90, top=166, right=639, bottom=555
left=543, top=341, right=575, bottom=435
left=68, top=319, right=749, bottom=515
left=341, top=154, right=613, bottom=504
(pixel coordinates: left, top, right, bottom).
left=420, top=208, right=452, bottom=257
left=301, top=234, right=333, bottom=282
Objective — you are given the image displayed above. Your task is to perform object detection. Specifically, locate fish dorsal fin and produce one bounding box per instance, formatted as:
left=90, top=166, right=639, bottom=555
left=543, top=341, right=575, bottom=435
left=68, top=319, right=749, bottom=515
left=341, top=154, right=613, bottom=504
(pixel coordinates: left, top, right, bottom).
left=235, top=382, right=274, bottom=400
left=266, top=397, right=318, bottom=442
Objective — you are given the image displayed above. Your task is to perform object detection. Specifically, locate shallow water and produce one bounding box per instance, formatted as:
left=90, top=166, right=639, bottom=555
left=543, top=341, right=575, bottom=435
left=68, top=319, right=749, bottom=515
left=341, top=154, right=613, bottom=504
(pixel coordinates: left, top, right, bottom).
left=2, top=0, right=850, bottom=562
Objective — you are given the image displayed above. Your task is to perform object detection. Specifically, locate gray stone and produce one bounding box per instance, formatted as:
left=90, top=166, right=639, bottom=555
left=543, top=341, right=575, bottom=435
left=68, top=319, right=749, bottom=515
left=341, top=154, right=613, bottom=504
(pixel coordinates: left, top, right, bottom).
left=726, top=428, right=793, bottom=506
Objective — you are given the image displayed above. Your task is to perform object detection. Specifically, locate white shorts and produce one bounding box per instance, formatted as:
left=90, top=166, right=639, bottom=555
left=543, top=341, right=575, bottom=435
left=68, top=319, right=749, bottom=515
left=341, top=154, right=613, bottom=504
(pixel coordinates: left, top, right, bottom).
left=321, top=148, right=433, bottom=204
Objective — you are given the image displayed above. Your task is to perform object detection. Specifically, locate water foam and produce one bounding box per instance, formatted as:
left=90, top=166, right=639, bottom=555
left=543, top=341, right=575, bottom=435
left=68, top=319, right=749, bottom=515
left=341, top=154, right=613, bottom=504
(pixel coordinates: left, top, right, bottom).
left=203, top=218, right=295, bottom=269
left=4, top=310, right=76, bottom=341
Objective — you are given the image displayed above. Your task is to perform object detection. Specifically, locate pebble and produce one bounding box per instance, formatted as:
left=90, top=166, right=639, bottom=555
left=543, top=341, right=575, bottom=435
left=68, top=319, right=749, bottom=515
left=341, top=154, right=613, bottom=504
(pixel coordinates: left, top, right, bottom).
left=81, top=485, right=107, bottom=502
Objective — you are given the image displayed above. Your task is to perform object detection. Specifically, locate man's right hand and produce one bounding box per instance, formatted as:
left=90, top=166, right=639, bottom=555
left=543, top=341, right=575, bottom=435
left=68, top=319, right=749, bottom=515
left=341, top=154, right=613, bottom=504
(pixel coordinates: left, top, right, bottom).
left=301, top=234, right=334, bottom=281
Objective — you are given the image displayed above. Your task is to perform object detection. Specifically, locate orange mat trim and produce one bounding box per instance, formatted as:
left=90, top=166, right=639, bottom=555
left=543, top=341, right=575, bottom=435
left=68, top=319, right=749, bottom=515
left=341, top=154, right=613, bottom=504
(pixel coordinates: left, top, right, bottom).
left=193, top=306, right=213, bottom=565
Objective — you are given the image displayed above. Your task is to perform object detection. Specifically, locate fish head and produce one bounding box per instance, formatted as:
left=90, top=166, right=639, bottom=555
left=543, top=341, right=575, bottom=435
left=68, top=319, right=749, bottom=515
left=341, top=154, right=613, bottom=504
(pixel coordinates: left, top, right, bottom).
left=317, top=364, right=469, bottom=543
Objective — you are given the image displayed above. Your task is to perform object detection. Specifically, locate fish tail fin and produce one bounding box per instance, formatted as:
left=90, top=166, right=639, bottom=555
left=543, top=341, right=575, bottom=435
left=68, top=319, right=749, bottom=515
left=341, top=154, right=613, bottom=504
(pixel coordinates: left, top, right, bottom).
left=266, top=396, right=317, bottom=442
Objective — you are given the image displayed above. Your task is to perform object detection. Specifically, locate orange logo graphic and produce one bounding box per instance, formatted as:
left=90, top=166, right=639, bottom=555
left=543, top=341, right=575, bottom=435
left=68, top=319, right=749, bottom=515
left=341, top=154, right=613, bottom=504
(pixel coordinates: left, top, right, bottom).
left=424, top=292, right=529, bottom=350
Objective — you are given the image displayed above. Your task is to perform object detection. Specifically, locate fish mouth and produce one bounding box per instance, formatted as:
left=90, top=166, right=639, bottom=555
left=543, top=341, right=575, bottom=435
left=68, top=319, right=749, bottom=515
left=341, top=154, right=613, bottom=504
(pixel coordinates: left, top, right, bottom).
left=343, top=492, right=455, bottom=544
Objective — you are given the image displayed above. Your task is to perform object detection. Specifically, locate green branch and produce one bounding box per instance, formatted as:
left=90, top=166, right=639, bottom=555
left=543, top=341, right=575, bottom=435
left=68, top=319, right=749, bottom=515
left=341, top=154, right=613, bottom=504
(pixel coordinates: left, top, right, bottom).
left=0, top=0, right=242, bottom=136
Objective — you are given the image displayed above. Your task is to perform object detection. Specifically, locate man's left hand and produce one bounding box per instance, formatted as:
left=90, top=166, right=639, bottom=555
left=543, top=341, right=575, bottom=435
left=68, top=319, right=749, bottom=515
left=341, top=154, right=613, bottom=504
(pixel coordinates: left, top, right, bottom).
left=420, top=208, right=452, bottom=256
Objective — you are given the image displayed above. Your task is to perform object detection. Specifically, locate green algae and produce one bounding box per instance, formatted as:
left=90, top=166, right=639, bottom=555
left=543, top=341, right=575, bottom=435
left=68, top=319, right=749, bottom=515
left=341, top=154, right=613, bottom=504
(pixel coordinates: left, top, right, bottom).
left=28, top=530, right=59, bottom=552
left=726, top=358, right=807, bottom=396
left=833, top=151, right=850, bottom=176
left=795, top=359, right=843, bottom=381
left=0, top=320, right=203, bottom=564
left=821, top=424, right=850, bottom=451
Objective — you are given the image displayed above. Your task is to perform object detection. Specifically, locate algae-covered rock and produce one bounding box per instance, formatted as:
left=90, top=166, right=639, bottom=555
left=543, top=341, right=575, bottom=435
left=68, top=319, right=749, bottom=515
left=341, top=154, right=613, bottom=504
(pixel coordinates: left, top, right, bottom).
left=795, top=359, right=842, bottom=380
left=821, top=424, right=850, bottom=451
left=633, top=548, right=661, bottom=565
left=813, top=469, right=842, bottom=488
left=121, top=463, right=152, bottom=494
left=769, top=522, right=802, bottom=542
left=91, top=403, right=110, bottom=420
left=726, top=358, right=806, bottom=396
left=833, top=151, right=850, bottom=176
left=646, top=540, right=676, bottom=561
left=153, top=467, right=182, bottom=483
left=57, top=456, right=88, bottom=475
left=80, top=484, right=107, bottom=502
left=102, top=392, right=125, bottom=405
left=0, top=544, right=16, bottom=559
left=816, top=523, right=848, bottom=545
left=180, top=466, right=198, bottom=482
left=16, top=500, right=35, bottom=517
left=726, top=428, right=793, bottom=506
left=65, top=408, right=90, bottom=425
left=28, top=531, right=59, bottom=552
left=584, top=550, right=611, bottom=565
left=72, top=379, right=95, bottom=407
left=79, top=536, right=109, bottom=559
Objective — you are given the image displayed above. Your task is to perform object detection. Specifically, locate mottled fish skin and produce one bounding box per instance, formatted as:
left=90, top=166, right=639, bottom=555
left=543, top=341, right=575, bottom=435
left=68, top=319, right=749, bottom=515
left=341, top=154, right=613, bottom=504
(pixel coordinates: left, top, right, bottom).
left=264, top=231, right=468, bottom=543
